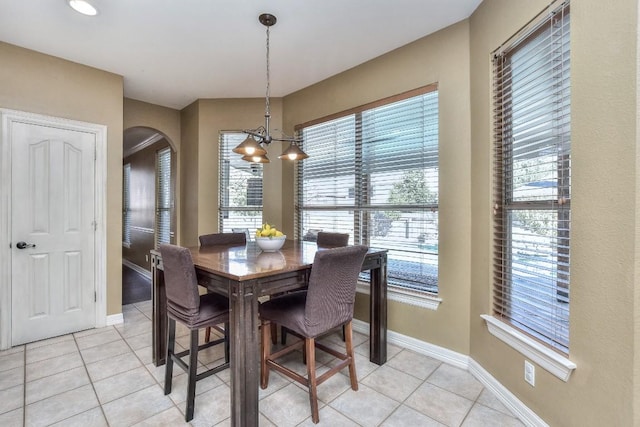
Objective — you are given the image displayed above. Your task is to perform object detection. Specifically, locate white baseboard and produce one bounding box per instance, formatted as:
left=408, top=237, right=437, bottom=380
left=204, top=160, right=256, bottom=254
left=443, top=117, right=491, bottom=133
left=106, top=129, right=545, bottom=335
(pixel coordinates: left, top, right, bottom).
left=352, top=318, right=469, bottom=369
left=469, top=359, right=549, bottom=427
left=123, top=259, right=152, bottom=280
left=106, top=313, right=124, bottom=326
left=352, top=318, right=545, bottom=427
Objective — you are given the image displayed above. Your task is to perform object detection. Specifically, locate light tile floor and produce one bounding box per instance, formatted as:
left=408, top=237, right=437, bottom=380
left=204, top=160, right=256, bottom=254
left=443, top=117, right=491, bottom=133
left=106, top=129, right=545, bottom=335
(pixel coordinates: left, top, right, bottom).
left=0, top=301, right=524, bottom=426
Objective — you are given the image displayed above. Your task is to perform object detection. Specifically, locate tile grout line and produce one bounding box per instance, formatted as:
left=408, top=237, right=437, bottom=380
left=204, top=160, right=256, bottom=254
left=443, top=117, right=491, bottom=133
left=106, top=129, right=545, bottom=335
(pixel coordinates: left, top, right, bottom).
left=114, top=303, right=188, bottom=424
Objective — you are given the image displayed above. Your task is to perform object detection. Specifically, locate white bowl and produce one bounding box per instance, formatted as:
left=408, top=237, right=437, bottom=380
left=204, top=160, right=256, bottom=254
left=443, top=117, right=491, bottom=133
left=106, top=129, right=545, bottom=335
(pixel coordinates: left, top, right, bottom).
left=256, top=236, right=286, bottom=252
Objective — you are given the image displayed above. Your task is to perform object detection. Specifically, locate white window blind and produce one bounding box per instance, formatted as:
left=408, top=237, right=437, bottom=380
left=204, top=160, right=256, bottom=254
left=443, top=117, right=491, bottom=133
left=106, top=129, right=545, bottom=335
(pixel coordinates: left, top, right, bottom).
left=155, top=147, right=172, bottom=247
left=297, top=86, right=439, bottom=293
left=493, top=1, right=570, bottom=353
left=122, top=163, right=131, bottom=246
left=219, top=132, right=263, bottom=236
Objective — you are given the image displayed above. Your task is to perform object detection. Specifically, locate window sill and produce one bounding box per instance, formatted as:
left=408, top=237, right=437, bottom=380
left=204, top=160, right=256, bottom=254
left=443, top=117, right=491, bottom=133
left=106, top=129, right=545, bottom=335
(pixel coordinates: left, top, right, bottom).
left=481, top=314, right=576, bottom=381
left=357, top=282, right=441, bottom=310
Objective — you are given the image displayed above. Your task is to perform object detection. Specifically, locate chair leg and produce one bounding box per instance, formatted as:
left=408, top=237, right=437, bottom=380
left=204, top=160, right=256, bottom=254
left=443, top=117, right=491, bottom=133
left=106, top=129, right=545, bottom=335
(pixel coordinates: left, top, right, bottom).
left=164, top=317, right=176, bottom=395
left=281, top=325, right=288, bottom=345
left=261, top=320, right=271, bottom=389
left=344, top=321, right=358, bottom=391
left=185, top=329, right=199, bottom=422
left=306, top=337, right=319, bottom=423
left=204, top=326, right=211, bottom=343
left=270, top=322, right=278, bottom=345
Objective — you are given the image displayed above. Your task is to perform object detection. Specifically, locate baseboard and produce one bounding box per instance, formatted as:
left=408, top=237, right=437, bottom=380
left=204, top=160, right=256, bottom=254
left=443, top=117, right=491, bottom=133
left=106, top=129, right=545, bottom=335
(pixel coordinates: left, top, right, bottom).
left=352, top=318, right=469, bottom=369
left=122, top=259, right=152, bottom=280
left=469, top=359, right=549, bottom=427
left=106, top=313, right=124, bottom=326
left=352, top=318, right=545, bottom=426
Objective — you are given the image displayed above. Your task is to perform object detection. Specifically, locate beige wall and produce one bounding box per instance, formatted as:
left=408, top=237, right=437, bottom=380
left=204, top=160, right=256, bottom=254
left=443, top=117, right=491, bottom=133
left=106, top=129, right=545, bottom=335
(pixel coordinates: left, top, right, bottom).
left=283, top=21, right=473, bottom=354
left=179, top=98, right=285, bottom=246
left=469, top=0, right=638, bottom=425
left=283, top=1, right=640, bottom=424
left=4, top=0, right=639, bottom=422
left=0, top=41, right=124, bottom=316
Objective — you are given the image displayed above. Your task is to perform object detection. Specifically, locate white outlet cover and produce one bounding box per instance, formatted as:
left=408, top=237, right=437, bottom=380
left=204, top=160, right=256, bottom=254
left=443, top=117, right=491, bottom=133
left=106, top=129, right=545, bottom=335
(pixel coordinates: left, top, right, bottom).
left=524, top=360, right=535, bottom=386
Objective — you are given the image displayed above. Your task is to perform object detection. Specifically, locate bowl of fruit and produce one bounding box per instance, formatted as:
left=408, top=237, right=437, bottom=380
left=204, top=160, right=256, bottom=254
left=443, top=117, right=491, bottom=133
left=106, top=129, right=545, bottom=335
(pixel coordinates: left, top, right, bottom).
left=255, top=224, right=286, bottom=252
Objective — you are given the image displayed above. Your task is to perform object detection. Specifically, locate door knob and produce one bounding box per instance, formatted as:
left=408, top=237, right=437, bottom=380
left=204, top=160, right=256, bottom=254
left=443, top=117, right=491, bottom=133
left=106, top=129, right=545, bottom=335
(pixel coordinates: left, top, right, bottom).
left=16, top=241, right=36, bottom=249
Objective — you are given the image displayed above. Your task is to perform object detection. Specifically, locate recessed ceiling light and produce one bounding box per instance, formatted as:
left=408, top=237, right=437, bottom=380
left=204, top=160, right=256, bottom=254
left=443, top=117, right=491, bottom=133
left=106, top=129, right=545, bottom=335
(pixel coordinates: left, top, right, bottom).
left=68, top=0, right=98, bottom=16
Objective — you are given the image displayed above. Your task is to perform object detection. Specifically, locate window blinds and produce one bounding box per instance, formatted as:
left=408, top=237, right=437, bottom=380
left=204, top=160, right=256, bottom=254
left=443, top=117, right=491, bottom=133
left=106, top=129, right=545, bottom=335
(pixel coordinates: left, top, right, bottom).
left=219, top=132, right=263, bottom=234
left=122, top=163, right=131, bottom=246
left=492, top=1, right=570, bottom=353
left=155, top=147, right=172, bottom=247
left=297, top=86, right=439, bottom=293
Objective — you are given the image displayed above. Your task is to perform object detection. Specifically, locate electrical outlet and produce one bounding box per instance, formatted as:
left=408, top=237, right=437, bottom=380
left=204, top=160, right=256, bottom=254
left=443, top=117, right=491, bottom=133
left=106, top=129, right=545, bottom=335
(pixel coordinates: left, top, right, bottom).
left=524, top=360, right=535, bottom=386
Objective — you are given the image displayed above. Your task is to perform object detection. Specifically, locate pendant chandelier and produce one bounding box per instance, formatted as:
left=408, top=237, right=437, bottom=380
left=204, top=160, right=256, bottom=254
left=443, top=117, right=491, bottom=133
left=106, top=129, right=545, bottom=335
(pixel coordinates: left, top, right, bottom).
left=233, top=13, right=308, bottom=163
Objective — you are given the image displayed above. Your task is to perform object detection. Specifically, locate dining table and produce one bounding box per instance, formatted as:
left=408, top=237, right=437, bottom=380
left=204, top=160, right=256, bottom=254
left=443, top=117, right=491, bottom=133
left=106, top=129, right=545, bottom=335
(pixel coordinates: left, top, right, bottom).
left=150, top=239, right=388, bottom=427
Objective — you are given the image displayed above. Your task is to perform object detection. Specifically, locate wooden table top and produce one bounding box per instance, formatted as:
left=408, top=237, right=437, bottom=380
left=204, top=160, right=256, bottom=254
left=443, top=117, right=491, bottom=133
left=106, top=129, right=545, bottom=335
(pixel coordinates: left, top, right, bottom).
left=176, top=240, right=385, bottom=281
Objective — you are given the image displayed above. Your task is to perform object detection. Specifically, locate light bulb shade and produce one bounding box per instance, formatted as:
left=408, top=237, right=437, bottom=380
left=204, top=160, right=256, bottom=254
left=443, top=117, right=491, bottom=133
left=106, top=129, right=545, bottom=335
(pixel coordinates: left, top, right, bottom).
left=241, top=153, right=270, bottom=163
left=232, top=136, right=267, bottom=156
left=278, top=142, right=309, bottom=161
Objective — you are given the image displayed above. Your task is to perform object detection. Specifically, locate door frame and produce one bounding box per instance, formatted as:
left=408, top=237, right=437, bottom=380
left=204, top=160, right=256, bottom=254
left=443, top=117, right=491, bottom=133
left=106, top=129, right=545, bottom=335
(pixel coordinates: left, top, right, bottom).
left=0, top=109, right=107, bottom=350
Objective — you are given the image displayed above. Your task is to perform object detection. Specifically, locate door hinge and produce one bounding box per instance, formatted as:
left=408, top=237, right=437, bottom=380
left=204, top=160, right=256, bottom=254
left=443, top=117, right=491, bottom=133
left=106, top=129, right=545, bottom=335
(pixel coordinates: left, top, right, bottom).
left=92, top=221, right=97, bottom=231
left=94, top=291, right=97, bottom=302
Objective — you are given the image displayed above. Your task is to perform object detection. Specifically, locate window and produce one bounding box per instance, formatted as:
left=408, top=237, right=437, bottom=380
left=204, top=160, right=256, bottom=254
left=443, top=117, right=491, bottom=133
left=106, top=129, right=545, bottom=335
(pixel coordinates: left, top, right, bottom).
left=492, top=1, right=570, bottom=353
left=297, top=86, right=439, bottom=294
left=122, top=163, right=131, bottom=247
left=219, top=132, right=263, bottom=235
left=156, top=147, right=172, bottom=247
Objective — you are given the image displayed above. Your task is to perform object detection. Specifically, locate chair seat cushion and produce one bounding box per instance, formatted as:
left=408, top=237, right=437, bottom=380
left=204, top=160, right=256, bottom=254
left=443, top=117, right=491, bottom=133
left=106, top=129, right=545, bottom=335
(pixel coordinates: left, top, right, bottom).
left=168, top=292, right=229, bottom=329
left=259, top=291, right=312, bottom=337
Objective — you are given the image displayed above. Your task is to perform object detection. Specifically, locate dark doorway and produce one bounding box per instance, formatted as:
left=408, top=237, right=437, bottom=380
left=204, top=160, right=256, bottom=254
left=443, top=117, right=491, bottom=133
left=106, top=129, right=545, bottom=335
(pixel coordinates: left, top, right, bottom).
left=122, top=265, right=151, bottom=305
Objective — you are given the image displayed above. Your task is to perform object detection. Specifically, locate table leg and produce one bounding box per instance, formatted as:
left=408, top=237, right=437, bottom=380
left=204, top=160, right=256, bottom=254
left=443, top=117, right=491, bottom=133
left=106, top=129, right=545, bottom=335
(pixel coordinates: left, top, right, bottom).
left=369, top=252, right=388, bottom=365
left=152, top=253, right=167, bottom=366
left=229, top=278, right=259, bottom=427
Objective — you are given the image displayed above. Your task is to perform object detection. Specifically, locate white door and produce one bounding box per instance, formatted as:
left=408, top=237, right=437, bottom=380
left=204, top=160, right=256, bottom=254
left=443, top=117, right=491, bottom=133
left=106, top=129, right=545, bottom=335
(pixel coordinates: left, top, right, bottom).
left=11, top=122, right=96, bottom=345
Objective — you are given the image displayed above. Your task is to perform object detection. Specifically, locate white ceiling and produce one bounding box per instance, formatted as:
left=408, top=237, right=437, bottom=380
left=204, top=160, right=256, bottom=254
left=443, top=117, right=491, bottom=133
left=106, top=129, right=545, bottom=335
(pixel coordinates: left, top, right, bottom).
left=0, top=0, right=481, bottom=110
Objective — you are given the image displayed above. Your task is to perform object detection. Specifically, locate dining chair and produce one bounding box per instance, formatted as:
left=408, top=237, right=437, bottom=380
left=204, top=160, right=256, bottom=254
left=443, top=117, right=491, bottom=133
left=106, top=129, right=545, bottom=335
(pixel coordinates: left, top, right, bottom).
left=277, top=231, right=351, bottom=345
left=316, top=231, right=349, bottom=247
left=232, top=227, right=252, bottom=242
left=199, top=232, right=246, bottom=246
left=198, top=232, right=246, bottom=343
left=158, top=244, right=230, bottom=422
left=259, top=245, right=368, bottom=424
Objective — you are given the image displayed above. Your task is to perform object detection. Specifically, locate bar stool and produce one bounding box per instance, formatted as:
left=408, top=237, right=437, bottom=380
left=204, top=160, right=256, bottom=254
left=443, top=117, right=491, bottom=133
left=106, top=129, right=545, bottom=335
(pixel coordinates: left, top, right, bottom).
left=277, top=231, right=351, bottom=345
left=198, top=232, right=246, bottom=343
left=316, top=231, right=349, bottom=247
left=158, top=244, right=230, bottom=422
left=259, top=245, right=368, bottom=423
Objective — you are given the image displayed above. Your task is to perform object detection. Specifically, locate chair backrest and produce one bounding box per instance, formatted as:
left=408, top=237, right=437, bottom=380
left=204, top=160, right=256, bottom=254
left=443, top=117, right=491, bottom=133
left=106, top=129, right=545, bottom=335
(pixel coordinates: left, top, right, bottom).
left=199, top=232, right=246, bottom=247
left=304, top=245, right=368, bottom=336
left=316, top=232, right=349, bottom=247
left=158, top=244, right=200, bottom=316
left=232, top=228, right=252, bottom=242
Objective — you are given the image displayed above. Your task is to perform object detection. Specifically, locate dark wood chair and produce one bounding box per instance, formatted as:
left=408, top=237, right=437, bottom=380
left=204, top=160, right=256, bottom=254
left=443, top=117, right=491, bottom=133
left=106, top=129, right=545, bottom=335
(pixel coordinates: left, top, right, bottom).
left=158, top=244, right=230, bottom=422
left=198, top=232, right=246, bottom=343
left=259, top=245, right=368, bottom=424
